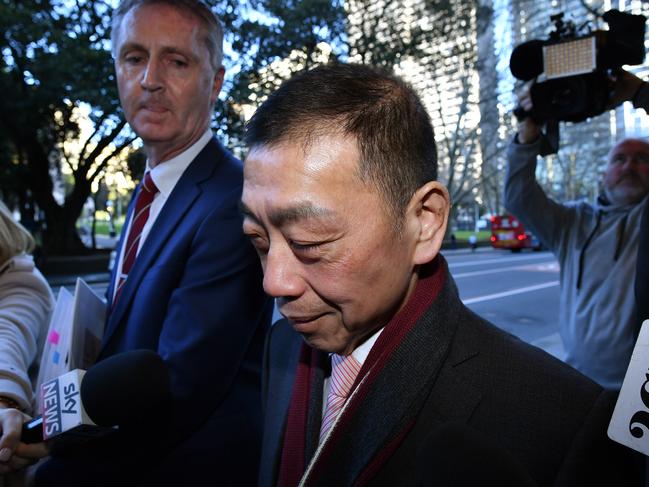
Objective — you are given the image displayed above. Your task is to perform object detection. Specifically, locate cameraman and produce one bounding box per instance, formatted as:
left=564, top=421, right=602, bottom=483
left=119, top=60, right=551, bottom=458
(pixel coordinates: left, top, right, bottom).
left=505, top=69, right=649, bottom=390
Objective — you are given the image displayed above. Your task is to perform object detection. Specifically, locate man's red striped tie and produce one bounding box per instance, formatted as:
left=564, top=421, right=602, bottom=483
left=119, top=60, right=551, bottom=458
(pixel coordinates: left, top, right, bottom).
left=114, top=172, right=158, bottom=304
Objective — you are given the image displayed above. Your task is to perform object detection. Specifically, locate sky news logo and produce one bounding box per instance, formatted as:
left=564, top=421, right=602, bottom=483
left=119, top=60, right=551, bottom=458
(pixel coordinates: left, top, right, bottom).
left=40, top=370, right=85, bottom=440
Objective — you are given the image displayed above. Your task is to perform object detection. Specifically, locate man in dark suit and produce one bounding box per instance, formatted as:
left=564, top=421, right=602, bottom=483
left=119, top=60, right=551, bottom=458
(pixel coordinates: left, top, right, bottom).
left=240, top=63, right=640, bottom=486
left=35, top=1, right=272, bottom=485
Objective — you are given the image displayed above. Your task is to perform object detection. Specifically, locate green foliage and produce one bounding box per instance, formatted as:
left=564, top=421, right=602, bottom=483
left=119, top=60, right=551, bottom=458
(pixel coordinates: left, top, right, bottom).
left=79, top=217, right=124, bottom=236
left=1, top=1, right=119, bottom=137
left=210, top=0, right=346, bottom=148
left=453, top=230, right=491, bottom=242
left=0, top=0, right=132, bottom=253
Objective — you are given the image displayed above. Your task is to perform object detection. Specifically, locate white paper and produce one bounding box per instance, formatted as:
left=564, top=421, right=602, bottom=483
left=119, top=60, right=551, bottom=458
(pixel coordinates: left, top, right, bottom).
left=36, top=286, right=74, bottom=407
left=35, top=279, right=106, bottom=414
left=69, top=278, right=106, bottom=371
left=608, top=319, right=649, bottom=455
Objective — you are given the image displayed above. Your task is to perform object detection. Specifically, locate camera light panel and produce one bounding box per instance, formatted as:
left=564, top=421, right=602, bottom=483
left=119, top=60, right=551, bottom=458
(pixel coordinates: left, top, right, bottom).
left=543, top=36, right=596, bottom=79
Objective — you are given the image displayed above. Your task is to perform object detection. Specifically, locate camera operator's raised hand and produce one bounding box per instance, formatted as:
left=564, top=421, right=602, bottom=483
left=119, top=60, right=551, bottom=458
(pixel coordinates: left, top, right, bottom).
left=0, top=407, right=48, bottom=474
left=606, top=68, right=646, bottom=109
left=514, top=81, right=541, bottom=144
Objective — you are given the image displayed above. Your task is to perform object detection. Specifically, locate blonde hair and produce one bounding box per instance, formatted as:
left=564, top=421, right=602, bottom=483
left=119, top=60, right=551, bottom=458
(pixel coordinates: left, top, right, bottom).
left=0, top=201, right=35, bottom=265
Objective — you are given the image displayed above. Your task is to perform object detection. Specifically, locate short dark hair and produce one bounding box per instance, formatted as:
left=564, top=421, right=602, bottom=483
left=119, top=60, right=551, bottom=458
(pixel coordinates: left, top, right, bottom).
left=244, top=62, right=438, bottom=226
left=111, top=0, right=224, bottom=70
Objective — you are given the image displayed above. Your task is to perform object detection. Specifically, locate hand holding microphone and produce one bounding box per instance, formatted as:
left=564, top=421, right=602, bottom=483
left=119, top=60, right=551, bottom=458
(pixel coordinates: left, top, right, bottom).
left=0, top=349, right=169, bottom=473
left=0, top=408, right=48, bottom=475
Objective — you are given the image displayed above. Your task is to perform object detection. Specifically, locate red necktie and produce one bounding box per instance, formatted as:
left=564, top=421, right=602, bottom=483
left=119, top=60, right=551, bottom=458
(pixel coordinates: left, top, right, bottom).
left=319, top=353, right=361, bottom=443
left=114, top=172, right=158, bottom=303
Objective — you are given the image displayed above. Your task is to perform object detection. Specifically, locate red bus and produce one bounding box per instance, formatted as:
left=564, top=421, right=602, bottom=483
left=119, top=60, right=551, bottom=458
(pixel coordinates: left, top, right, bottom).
left=490, top=214, right=542, bottom=252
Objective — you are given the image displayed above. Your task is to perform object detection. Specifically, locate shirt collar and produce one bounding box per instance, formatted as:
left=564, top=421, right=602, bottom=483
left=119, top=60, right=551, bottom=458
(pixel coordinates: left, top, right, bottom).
left=146, top=129, right=213, bottom=197
left=350, top=327, right=383, bottom=366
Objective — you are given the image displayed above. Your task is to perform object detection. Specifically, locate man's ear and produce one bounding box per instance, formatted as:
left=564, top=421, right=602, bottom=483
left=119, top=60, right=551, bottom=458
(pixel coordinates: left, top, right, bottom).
left=408, top=181, right=450, bottom=265
left=211, top=67, right=225, bottom=104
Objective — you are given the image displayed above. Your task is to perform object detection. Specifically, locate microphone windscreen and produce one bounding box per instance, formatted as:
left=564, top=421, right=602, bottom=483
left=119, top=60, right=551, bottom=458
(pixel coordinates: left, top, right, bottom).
left=80, top=349, right=170, bottom=427
left=418, top=422, right=537, bottom=486
left=510, top=40, right=545, bottom=81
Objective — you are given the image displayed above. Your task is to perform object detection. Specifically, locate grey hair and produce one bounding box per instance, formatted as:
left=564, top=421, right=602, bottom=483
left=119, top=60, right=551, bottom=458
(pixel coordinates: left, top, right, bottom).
left=110, top=0, right=224, bottom=71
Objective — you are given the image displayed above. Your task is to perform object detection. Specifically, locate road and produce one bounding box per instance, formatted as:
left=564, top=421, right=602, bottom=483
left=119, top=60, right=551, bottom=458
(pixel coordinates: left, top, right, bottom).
left=443, top=246, right=563, bottom=360
left=50, top=246, right=565, bottom=360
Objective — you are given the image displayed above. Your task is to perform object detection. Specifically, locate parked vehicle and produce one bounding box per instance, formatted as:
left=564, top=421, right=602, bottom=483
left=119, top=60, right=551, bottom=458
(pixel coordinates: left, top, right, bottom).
left=490, top=214, right=542, bottom=252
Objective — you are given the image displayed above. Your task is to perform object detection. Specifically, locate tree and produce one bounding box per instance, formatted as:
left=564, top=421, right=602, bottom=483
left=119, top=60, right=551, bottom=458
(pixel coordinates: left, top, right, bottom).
left=215, top=0, right=346, bottom=151
left=0, top=0, right=134, bottom=255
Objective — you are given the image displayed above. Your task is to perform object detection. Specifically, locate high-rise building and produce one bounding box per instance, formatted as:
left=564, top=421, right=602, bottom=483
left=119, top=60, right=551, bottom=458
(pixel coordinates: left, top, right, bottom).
left=346, top=0, right=488, bottom=220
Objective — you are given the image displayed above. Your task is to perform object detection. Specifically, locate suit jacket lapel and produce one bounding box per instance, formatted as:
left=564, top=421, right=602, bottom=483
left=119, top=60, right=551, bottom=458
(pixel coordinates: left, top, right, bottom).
left=259, top=322, right=320, bottom=487
left=102, top=138, right=222, bottom=346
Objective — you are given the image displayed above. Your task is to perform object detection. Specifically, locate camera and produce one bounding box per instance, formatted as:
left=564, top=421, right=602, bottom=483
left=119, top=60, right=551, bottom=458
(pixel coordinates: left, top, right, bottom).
left=510, top=9, right=646, bottom=123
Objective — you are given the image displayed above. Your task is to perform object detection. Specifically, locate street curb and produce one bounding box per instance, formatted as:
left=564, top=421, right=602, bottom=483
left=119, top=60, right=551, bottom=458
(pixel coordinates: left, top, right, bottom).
left=46, top=272, right=111, bottom=287
left=38, top=252, right=111, bottom=277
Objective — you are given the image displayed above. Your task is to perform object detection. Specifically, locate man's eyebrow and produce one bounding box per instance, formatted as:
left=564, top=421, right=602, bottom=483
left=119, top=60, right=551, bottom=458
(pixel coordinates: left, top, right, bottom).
left=117, top=41, right=145, bottom=57
left=268, top=204, right=335, bottom=227
left=118, top=43, right=196, bottom=61
left=238, top=201, right=335, bottom=227
left=238, top=201, right=257, bottom=221
left=160, top=46, right=196, bottom=61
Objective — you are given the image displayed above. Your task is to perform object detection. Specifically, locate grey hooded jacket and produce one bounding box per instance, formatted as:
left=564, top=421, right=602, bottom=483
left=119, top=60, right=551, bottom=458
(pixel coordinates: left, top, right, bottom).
left=504, top=92, right=649, bottom=389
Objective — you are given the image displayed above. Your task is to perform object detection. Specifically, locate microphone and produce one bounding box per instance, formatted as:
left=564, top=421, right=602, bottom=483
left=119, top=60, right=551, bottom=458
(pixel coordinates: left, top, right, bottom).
left=418, top=422, right=537, bottom=486
left=21, top=349, right=169, bottom=445
left=509, top=40, right=545, bottom=81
